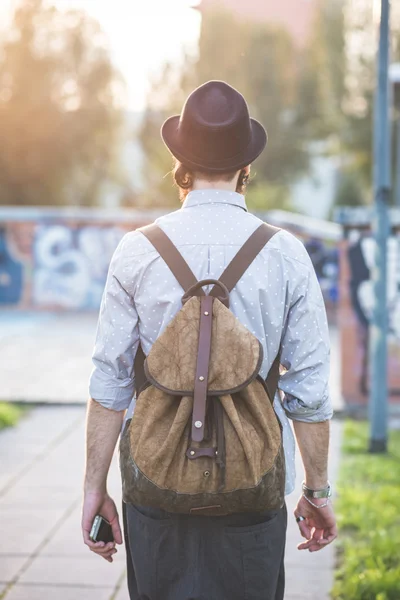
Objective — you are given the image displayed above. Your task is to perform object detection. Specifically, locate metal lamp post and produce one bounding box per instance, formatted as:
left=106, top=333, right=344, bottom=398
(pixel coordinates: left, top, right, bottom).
left=389, top=63, right=400, bottom=206
left=369, top=0, right=391, bottom=453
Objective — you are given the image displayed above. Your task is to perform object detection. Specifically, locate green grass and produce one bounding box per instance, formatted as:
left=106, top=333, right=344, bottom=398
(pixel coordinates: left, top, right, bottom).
left=0, top=402, right=23, bottom=430
left=332, top=421, right=400, bottom=600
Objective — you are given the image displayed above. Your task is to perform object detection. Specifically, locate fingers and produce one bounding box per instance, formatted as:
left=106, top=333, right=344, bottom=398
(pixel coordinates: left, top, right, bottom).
left=82, top=524, right=93, bottom=547
left=297, top=519, right=312, bottom=540
left=88, top=541, right=117, bottom=562
left=298, top=540, right=323, bottom=552
left=82, top=510, right=98, bottom=546
left=319, top=526, right=338, bottom=545
left=109, top=514, right=123, bottom=545
left=297, top=526, right=338, bottom=552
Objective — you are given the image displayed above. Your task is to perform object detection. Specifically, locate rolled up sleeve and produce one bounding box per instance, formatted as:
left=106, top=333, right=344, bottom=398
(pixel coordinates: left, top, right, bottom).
left=279, top=262, right=333, bottom=423
left=89, top=234, right=139, bottom=411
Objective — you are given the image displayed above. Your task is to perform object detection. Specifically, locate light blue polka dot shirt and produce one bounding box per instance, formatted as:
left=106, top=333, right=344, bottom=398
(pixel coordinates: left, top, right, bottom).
left=89, top=189, right=333, bottom=495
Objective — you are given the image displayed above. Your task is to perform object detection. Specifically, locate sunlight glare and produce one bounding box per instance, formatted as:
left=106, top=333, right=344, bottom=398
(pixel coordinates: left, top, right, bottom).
left=54, top=0, right=201, bottom=110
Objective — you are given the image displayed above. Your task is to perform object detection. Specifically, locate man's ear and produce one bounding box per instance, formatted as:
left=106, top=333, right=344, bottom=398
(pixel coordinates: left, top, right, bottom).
left=243, top=165, right=251, bottom=175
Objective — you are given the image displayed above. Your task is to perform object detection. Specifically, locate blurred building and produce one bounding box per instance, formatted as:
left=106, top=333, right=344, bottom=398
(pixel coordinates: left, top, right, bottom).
left=198, top=0, right=317, bottom=47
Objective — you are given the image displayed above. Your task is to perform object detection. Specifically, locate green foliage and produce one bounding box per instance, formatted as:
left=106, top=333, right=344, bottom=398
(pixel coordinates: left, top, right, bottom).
left=332, top=421, right=400, bottom=600
left=0, top=0, right=124, bottom=206
left=334, top=170, right=366, bottom=207
left=246, top=182, right=293, bottom=212
left=297, top=0, right=346, bottom=139
left=0, top=402, right=23, bottom=430
left=338, top=8, right=400, bottom=192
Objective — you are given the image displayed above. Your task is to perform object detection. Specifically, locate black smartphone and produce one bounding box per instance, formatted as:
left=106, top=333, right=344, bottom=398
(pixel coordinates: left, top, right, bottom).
left=89, top=515, right=114, bottom=543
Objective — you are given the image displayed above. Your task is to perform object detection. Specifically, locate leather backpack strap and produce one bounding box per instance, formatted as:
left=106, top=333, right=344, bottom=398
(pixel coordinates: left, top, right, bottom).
left=210, top=222, right=280, bottom=297
left=210, top=222, right=281, bottom=398
left=134, top=343, right=147, bottom=396
left=134, top=224, right=203, bottom=397
left=265, top=350, right=281, bottom=402
left=139, top=223, right=202, bottom=294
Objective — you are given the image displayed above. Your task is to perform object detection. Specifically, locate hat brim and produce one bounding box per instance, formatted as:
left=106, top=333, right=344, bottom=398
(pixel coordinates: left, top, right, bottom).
left=161, top=115, right=267, bottom=173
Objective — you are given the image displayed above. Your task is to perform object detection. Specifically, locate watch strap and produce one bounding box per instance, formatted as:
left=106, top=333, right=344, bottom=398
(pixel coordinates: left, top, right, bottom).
left=302, top=482, right=332, bottom=499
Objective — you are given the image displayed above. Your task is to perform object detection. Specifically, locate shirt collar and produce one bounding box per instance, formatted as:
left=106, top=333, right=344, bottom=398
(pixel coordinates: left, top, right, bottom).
left=182, top=189, right=248, bottom=212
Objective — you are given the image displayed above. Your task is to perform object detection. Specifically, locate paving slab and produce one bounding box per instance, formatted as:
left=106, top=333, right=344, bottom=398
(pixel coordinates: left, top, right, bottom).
left=0, top=406, right=84, bottom=493
left=0, top=485, right=78, bottom=511
left=0, top=557, right=28, bottom=585
left=18, top=555, right=125, bottom=588
left=0, top=313, right=97, bottom=403
left=114, top=583, right=130, bottom=600
left=285, top=567, right=333, bottom=600
left=4, top=584, right=112, bottom=600
left=0, top=508, right=67, bottom=555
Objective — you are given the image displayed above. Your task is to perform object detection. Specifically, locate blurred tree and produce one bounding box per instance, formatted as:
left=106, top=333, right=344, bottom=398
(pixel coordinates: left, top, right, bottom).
left=296, top=0, right=346, bottom=139
left=246, top=181, right=294, bottom=212
left=334, top=170, right=366, bottom=207
left=139, top=1, right=400, bottom=210
left=339, top=2, right=400, bottom=195
left=138, top=9, right=309, bottom=208
left=0, top=0, right=125, bottom=206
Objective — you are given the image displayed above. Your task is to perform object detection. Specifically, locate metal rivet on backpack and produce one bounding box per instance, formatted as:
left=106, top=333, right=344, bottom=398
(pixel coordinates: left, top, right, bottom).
left=194, top=420, right=202, bottom=428
left=190, top=450, right=195, bottom=456
left=204, top=470, right=210, bottom=477
left=199, top=376, right=205, bottom=381
left=204, top=311, right=209, bottom=316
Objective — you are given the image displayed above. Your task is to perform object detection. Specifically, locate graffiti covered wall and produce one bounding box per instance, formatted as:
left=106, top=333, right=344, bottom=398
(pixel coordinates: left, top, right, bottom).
left=1, top=207, right=341, bottom=313
left=0, top=223, right=34, bottom=307
left=32, top=225, right=126, bottom=309
left=0, top=207, right=163, bottom=310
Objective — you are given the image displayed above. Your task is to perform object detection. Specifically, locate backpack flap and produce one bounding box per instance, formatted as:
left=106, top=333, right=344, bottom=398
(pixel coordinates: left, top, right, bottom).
left=143, top=295, right=263, bottom=397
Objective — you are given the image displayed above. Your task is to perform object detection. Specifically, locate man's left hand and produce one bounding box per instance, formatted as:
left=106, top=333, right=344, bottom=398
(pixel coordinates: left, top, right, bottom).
left=294, top=494, right=337, bottom=552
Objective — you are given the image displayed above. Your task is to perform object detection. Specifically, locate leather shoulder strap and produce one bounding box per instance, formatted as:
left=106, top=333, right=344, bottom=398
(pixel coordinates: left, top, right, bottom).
left=139, top=224, right=201, bottom=293
left=210, top=223, right=280, bottom=297
left=265, top=350, right=281, bottom=401
left=135, top=223, right=202, bottom=396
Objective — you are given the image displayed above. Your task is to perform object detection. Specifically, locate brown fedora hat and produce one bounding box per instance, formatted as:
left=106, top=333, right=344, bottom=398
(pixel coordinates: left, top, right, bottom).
left=161, top=80, right=267, bottom=172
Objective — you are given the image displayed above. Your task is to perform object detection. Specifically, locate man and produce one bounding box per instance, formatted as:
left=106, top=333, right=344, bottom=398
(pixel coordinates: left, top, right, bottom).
left=82, top=81, right=337, bottom=600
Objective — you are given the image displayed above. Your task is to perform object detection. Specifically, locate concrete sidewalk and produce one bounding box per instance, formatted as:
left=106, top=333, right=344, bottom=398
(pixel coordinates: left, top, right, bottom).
left=0, top=404, right=342, bottom=600
left=0, top=406, right=128, bottom=600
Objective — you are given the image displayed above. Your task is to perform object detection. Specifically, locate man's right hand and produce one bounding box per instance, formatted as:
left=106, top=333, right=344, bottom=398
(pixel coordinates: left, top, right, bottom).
left=82, top=490, right=123, bottom=562
left=294, top=495, right=337, bottom=552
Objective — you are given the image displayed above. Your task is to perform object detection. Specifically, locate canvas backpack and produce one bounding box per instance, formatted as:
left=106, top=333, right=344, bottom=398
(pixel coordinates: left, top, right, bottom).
left=120, top=222, right=285, bottom=516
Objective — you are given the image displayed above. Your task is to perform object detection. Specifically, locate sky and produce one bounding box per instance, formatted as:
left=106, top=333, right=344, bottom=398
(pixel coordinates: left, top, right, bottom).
left=2, top=0, right=202, bottom=111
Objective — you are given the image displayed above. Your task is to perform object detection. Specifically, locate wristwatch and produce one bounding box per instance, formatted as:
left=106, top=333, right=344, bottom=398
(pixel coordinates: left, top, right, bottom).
left=302, top=481, right=332, bottom=499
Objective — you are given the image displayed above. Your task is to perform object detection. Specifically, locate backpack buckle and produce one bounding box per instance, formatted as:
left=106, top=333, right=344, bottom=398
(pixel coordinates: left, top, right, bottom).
left=182, top=279, right=229, bottom=308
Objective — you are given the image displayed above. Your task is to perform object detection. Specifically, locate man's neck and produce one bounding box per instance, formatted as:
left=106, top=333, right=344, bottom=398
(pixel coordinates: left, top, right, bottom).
left=191, top=180, right=238, bottom=193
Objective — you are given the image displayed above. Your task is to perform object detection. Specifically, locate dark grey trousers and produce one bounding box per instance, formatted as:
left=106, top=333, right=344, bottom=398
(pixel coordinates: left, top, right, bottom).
left=123, top=501, right=287, bottom=600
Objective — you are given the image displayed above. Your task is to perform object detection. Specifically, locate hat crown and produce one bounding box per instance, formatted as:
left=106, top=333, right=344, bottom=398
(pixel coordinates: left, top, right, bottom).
left=181, top=81, right=248, bottom=129
left=178, top=81, right=252, bottom=163
left=161, top=80, right=267, bottom=172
